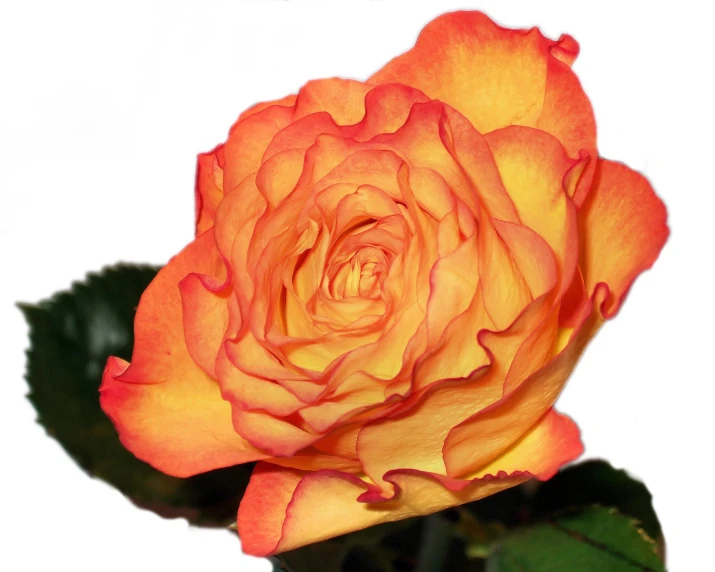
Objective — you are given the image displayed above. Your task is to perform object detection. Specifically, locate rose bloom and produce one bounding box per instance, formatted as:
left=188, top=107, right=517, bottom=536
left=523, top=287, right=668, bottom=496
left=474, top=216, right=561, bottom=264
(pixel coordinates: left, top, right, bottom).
left=100, top=11, right=668, bottom=556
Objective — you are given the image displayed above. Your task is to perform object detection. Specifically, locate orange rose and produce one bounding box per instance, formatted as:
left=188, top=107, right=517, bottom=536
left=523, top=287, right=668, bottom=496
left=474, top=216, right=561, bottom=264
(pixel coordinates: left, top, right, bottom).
left=100, top=11, right=668, bottom=556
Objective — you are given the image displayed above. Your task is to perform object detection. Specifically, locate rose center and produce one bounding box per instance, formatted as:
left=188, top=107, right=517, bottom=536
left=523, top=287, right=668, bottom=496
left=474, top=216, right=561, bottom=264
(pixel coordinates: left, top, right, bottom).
left=326, top=247, right=387, bottom=300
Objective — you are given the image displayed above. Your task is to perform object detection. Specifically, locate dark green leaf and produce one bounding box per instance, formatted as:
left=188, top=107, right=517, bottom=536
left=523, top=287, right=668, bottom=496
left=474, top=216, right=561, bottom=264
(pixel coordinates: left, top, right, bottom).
left=487, top=506, right=665, bottom=572
left=20, top=264, right=254, bottom=527
left=532, top=460, right=662, bottom=540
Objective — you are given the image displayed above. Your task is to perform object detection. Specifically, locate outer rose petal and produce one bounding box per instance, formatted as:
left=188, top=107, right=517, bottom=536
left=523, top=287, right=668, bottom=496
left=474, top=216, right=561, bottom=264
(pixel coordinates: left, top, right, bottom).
left=237, top=94, right=297, bottom=122
left=538, top=53, right=597, bottom=205
left=356, top=83, right=430, bottom=139
left=238, top=407, right=582, bottom=556
left=116, top=231, right=222, bottom=384
left=443, top=285, right=609, bottom=477
left=485, top=126, right=579, bottom=295
left=578, top=159, right=669, bottom=317
left=478, top=212, right=532, bottom=329
left=412, top=283, right=493, bottom=388
left=225, top=78, right=374, bottom=195
left=101, top=357, right=264, bottom=477
left=179, top=261, right=230, bottom=380
left=223, top=105, right=295, bottom=190
left=493, top=220, right=558, bottom=301
left=355, top=295, right=555, bottom=488
left=472, top=407, right=582, bottom=480
left=195, top=145, right=225, bottom=235
left=233, top=409, right=321, bottom=458
left=255, top=148, right=306, bottom=209
left=293, top=78, right=372, bottom=124
left=100, top=233, right=266, bottom=477
left=267, top=453, right=362, bottom=473
left=216, top=345, right=306, bottom=417
left=370, top=102, right=506, bottom=222
left=370, top=11, right=596, bottom=174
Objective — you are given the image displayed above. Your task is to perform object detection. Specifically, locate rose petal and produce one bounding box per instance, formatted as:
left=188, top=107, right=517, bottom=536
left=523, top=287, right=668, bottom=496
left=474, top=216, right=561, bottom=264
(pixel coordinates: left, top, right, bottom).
left=412, top=283, right=493, bottom=389
left=357, top=83, right=430, bottom=138
left=114, top=232, right=219, bottom=383
left=195, top=145, right=224, bottom=235
left=472, top=407, right=582, bottom=480
left=578, top=159, right=669, bottom=318
left=100, top=357, right=265, bottom=478
left=232, top=409, right=320, bottom=457
left=355, top=295, right=554, bottom=487
left=293, top=78, right=372, bottom=125
left=178, top=247, right=230, bottom=379
left=99, top=233, right=265, bottom=477
left=441, top=107, right=519, bottom=222
left=223, top=104, right=295, bottom=190
left=262, top=112, right=346, bottom=165
left=312, top=149, right=403, bottom=203
left=443, top=285, right=609, bottom=477
left=370, top=102, right=485, bottom=219
left=370, top=11, right=595, bottom=167
left=255, top=148, right=305, bottom=208
left=216, top=344, right=307, bottom=417
left=503, top=306, right=559, bottom=395
left=267, top=453, right=362, bottom=473
left=237, top=94, right=297, bottom=122
left=298, top=370, right=390, bottom=432
left=423, top=232, right=479, bottom=348
left=213, top=176, right=268, bottom=320
left=238, top=404, right=581, bottom=555
left=313, top=422, right=362, bottom=460
left=478, top=212, right=532, bottom=329
left=538, top=56, right=597, bottom=206
left=486, top=126, right=579, bottom=295
left=558, top=267, right=588, bottom=328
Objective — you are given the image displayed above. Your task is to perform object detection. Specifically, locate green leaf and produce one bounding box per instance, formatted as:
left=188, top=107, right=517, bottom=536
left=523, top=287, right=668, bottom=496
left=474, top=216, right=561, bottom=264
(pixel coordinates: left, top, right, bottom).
left=532, top=460, right=662, bottom=541
left=20, top=264, right=254, bottom=527
left=487, top=506, right=665, bottom=572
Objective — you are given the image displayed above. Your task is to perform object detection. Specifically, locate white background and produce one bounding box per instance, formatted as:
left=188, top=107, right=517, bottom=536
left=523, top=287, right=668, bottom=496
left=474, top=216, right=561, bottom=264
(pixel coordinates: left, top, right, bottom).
left=1, top=1, right=711, bottom=570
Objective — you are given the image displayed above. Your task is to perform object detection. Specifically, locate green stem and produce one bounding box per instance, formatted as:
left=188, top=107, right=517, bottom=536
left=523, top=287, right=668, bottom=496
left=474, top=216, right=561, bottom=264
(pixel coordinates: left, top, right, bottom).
left=415, top=514, right=453, bottom=572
